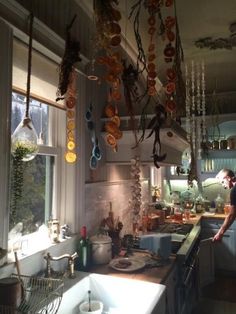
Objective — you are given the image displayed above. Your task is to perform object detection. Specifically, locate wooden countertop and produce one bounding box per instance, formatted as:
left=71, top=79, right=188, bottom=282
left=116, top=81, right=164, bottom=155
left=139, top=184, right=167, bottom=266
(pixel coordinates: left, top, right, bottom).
left=90, top=213, right=227, bottom=285
left=90, top=253, right=176, bottom=285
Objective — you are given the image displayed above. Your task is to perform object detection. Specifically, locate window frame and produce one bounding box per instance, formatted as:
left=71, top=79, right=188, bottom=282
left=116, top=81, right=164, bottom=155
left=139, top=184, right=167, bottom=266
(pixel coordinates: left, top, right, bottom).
left=0, top=3, right=87, bottom=266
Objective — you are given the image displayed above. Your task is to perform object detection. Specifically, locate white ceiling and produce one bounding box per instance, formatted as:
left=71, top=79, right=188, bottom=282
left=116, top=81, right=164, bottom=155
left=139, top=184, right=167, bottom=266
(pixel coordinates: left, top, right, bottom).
left=78, top=0, right=236, bottom=114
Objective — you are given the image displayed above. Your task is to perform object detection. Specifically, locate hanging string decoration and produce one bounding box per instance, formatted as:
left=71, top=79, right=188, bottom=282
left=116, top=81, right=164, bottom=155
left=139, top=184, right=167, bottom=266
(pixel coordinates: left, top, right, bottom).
left=11, top=13, right=38, bottom=162
left=129, top=156, right=142, bottom=235
left=94, top=0, right=123, bottom=151
left=185, top=60, right=206, bottom=186
left=56, top=15, right=81, bottom=101
left=144, top=0, right=164, bottom=97
left=64, top=68, right=77, bottom=163
left=85, top=103, right=102, bottom=169
left=10, top=13, right=38, bottom=227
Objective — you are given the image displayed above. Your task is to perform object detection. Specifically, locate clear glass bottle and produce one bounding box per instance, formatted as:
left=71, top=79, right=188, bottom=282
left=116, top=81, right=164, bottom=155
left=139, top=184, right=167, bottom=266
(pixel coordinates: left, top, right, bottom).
left=76, top=226, right=91, bottom=271
left=195, top=194, right=205, bottom=213
left=215, top=194, right=224, bottom=213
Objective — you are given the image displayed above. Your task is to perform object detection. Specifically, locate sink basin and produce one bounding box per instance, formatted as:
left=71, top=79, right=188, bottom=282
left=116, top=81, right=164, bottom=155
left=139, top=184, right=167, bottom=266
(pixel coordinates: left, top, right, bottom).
left=58, top=271, right=166, bottom=314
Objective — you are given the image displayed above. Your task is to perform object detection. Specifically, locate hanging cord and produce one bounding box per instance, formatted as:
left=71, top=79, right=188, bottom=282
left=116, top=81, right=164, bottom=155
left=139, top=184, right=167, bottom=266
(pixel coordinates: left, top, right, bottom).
left=25, top=13, right=34, bottom=119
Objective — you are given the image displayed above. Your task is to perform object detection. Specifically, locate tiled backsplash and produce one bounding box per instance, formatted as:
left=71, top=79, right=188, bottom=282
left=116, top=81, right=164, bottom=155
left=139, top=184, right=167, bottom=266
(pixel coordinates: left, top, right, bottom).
left=85, top=180, right=150, bottom=236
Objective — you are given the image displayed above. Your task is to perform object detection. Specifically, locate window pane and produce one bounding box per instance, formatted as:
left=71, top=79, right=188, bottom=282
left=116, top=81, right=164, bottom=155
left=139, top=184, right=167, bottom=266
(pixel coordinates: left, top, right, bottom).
left=9, top=155, right=54, bottom=234
left=10, top=92, right=54, bottom=235
left=12, top=92, right=49, bottom=145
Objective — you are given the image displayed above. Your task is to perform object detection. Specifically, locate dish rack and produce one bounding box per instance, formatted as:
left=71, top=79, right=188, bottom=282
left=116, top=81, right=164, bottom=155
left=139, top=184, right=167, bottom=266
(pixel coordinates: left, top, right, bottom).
left=0, top=274, right=64, bottom=314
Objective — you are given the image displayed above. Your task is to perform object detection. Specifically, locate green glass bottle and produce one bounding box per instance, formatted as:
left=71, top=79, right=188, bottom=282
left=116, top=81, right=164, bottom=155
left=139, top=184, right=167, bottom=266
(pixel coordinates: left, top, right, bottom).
left=77, top=226, right=90, bottom=271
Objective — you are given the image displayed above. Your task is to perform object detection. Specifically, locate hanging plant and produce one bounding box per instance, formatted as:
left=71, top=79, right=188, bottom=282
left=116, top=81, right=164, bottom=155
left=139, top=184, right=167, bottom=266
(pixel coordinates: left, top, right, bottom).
left=10, top=147, right=29, bottom=227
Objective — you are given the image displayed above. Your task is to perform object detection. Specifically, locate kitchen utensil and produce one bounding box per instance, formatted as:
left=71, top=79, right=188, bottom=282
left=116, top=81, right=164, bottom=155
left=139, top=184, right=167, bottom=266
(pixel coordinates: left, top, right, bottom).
left=88, top=290, right=91, bottom=312
left=90, top=234, right=112, bottom=265
left=79, top=300, right=103, bottom=314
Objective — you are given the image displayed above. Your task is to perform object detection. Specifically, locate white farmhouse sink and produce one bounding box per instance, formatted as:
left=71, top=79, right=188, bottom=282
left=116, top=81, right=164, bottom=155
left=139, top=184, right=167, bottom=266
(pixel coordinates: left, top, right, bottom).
left=58, top=272, right=166, bottom=314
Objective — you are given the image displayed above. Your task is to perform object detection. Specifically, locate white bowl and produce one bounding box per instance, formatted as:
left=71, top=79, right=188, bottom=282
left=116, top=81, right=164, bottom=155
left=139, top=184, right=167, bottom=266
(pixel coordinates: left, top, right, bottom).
left=79, top=300, right=103, bottom=314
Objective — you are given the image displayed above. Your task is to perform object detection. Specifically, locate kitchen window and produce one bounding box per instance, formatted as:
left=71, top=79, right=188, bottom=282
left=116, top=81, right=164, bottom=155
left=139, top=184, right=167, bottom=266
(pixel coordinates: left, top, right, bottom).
left=0, top=16, right=82, bottom=265
left=8, top=92, right=65, bottom=257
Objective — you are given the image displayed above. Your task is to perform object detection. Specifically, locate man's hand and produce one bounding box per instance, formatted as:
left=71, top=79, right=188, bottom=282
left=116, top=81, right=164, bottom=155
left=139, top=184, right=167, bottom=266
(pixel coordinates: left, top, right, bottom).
left=212, top=230, right=223, bottom=242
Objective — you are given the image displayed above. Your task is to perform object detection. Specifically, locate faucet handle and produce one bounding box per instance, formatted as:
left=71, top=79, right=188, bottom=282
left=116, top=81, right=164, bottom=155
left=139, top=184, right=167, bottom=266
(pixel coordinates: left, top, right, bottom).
left=70, top=252, right=78, bottom=260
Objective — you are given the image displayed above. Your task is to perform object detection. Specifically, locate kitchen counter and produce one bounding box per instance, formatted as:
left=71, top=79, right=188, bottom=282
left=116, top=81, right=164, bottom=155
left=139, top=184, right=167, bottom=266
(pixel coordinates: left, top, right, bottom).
left=90, top=213, right=227, bottom=285
left=90, top=253, right=176, bottom=285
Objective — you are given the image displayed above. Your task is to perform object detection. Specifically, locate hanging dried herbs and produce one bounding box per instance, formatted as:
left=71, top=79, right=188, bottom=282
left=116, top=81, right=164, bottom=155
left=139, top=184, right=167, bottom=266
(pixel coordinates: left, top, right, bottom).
left=172, top=0, right=185, bottom=116
left=56, top=15, right=81, bottom=101
left=121, top=61, right=139, bottom=145
left=146, top=105, right=167, bottom=168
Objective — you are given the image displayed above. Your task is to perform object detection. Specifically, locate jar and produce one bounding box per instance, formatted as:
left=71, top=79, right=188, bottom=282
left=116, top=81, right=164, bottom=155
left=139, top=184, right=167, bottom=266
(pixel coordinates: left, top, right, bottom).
left=212, top=140, right=219, bottom=150
left=48, top=219, right=60, bottom=243
left=220, top=139, right=228, bottom=150
left=215, top=194, right=224, bottom=213
left=90, top=234, right=112, bottom=265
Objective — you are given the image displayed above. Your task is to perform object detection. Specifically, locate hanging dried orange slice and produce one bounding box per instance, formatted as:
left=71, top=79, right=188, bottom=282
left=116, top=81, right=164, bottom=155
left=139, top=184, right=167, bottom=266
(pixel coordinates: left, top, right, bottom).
left=148, top=54, right=156, bottom=62
left=66, top=96, right=76, bottom=109
left=148, top=71, right=157, bottom=79
left=148, top=43, right=155, bottom=52
left=67, top=130, right=74, bottom=141
left=165, top=0, right=174, bottom=7
left=148, top=86, right=156, bottom=96
left=108, top=22, right=121, bottom=35
left=166, top=99, right=176, bottom=112
left=112, top=90, right=122, bottom=101
left=166, top=68, right=176, bottom=81
left=67, top=120, right=75, bottom=130
left=65, top=151, right=77, bottom=163
left=111, top=9, right=121, bottom=21
left=106, top=133, right=117, bottom=147
left=113, top=129, right=123, bottom=140
left=166, top=30, right=175, bottom=42
left=148, top=27, right=156, bottom=35
left=148, top=16, right=156, bottom=26
left=165, top=16, right=176, bottom=29
left=67, top=110, right=75, bottom=119
left=148, top=63, right=156, bottom=72
left=110, top=35, right=121, bottom=46
left=111, top=115, right=121, bottom=127
left=164, top=45, right=175, bottom=58
left=165, top=82, right=176, bottom=94
left=67, top=140, right=75, bottom=150
left=105, top=121, right=119, bottom=135
left=105, top=104, right=116, bottom=118
left=112, top=77, right=121, bottom=89
left=148, top=79, right=156, bottom=87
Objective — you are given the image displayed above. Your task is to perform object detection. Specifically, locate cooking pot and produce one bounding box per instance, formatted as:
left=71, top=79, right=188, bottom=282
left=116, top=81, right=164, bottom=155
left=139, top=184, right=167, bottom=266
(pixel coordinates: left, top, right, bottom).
left=90, top=234, right=112, bottom=265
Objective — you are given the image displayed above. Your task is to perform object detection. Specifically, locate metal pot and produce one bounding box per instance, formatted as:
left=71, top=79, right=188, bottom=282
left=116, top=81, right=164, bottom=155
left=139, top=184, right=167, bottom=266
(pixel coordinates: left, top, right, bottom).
left=90, top=234, right=112, bottom=265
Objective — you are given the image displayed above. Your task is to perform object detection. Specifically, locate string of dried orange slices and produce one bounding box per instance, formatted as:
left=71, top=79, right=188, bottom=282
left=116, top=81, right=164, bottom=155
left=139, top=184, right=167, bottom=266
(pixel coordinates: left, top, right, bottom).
left=65, top=68, right=77, bottom=163
left=163, top=0, right=177, bottom=115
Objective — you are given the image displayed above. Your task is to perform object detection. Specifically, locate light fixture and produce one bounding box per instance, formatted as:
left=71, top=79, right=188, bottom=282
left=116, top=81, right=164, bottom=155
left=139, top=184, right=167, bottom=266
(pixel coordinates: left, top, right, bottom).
left=11, top=13, right=38, bottom=162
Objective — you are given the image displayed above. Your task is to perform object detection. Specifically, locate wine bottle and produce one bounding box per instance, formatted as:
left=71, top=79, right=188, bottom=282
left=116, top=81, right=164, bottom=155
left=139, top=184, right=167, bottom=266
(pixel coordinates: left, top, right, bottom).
left=77, top=226, right=90, bottom=271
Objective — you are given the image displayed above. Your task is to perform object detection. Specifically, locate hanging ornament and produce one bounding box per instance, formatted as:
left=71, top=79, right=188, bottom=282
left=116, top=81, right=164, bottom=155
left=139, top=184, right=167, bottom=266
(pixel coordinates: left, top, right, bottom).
left=65, top=68, right=77, bottom=163
left=11, top=13, right=38, bottom=162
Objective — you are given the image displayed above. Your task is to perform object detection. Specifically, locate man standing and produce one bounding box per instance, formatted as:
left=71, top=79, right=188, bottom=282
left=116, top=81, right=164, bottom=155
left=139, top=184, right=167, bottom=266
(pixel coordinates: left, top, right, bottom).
left=213, top=168, right=236, bottom=242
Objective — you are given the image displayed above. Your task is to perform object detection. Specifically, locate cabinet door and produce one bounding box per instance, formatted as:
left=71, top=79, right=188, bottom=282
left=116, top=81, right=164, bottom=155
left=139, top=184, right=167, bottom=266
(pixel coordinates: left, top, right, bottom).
left=214, top=229, right=236, bottom=271
left=199, top=237, right=215, bottom=288
left=164, top=265, right=177, bottom=314
left=201, top=228, right=236, bottom=271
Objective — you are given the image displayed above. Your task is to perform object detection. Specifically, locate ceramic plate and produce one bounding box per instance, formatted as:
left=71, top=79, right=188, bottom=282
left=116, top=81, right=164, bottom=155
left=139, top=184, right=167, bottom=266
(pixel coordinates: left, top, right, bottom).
left=109, top=258, right=145, bottom=272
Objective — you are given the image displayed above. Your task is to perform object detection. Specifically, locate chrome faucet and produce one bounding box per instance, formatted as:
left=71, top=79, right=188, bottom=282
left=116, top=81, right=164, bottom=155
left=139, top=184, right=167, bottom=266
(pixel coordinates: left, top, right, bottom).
left=44, top=252, right=78, bottom=278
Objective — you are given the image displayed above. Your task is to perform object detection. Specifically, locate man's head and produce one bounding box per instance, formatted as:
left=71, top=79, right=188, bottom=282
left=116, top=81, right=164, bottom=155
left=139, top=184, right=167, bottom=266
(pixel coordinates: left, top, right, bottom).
left=216, top=168, right=235, bottom=189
